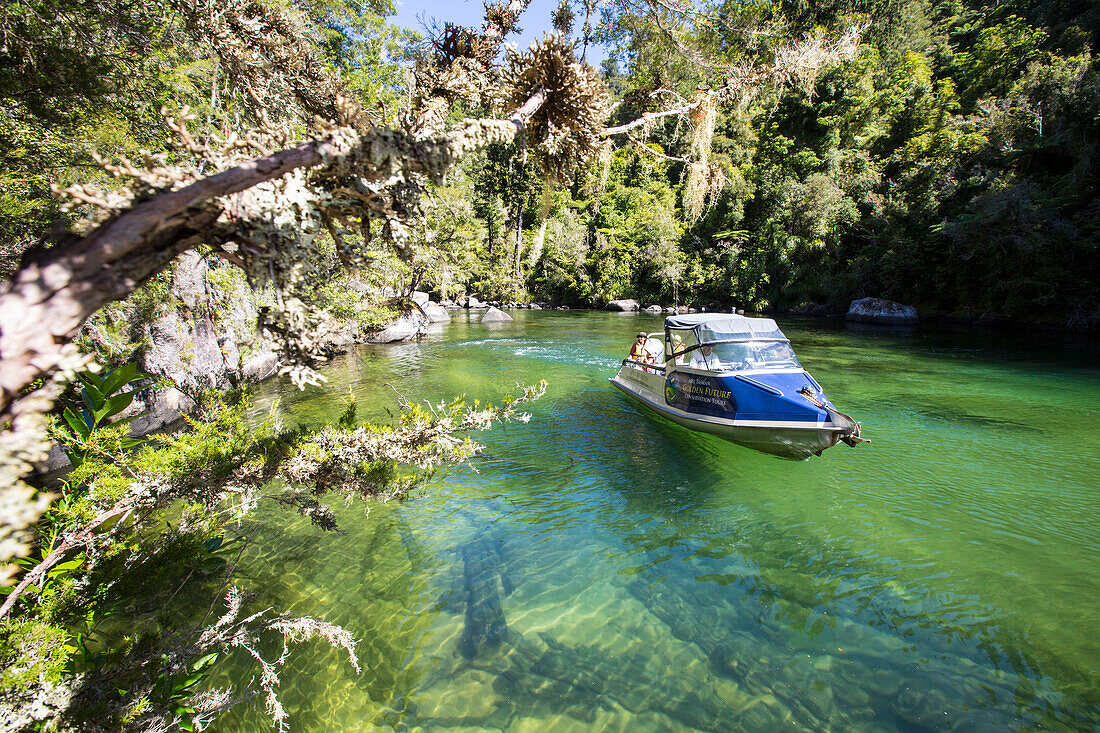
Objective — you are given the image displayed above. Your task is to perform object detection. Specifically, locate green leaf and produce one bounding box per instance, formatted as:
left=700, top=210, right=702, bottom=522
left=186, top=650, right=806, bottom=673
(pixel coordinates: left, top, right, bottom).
left=102, top=391, right=136, bottom=422
left=100, top=364, right=133, bottom=396
left=63, top=407, right=91, bottom=440
left=78, top=373, right=107, bottom=410
left=80, top=390, right=100, bottom=421
left=47, top=556, right=85, bottom=578
left=180, top=674, right=203, bottom=689
left=190, top=652, right=219, bottom=672
left=62, top=447, right=84, bottom=469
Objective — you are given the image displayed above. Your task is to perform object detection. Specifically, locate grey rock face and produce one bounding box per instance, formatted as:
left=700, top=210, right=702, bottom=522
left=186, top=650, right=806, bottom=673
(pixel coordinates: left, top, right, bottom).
left=422, top=302, right=451, bottom=323
left=367, top=311, right=428, bottom=343
left=242, top=350, right=279, bottom=380
left=644, top=304, right=663, bottom=313
left=481, top=307, right=514, bottom=322
left=846, top=297, right=918, bottom=325
left=411, top=290, right=430, bottom=306
left=607, top=299, right=640, bottom=312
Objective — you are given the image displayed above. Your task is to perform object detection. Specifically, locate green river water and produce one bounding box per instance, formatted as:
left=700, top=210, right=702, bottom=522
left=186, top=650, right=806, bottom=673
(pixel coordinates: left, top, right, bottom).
left=213, top=310, right=1100, bottom=731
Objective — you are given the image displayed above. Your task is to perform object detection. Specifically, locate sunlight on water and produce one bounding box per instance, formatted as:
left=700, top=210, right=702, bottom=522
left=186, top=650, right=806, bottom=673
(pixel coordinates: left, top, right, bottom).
left=215, top=311, right=1100, bottom=731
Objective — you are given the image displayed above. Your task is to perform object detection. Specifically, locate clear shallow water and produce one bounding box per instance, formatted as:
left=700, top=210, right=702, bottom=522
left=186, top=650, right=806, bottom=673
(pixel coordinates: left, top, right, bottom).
left=215, top=311, right=1100, bottom=731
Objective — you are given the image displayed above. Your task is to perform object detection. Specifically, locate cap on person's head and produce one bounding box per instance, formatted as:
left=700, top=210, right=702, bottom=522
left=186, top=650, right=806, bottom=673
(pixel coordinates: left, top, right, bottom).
left=637, top=331, right=646, bottom=338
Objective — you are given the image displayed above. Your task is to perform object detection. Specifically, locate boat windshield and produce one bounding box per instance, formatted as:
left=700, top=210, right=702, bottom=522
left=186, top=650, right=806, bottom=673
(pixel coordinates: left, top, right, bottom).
left=708, top=340, right=801, bottom=371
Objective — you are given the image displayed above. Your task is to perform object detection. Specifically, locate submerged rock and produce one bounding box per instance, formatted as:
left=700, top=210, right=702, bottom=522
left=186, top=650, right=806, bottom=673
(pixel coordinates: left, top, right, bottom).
left=607, top=299, right=640, bottom=312
left=481, top=307, right=513, bottom=323
left=846, top=297, right=917, bottom=325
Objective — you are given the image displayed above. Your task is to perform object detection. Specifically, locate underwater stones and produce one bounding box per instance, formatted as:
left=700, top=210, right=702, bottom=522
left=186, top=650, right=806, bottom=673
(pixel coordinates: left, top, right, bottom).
left=606, top=299, right=640, bottom=311
left=481, top=307, right=513, bottom=323
left=832, top=680, right=871, bottom=709
left=892, top=686, right=951, bottom=728
left=801, top=681, right=836, bottom=721
left=846, top=297, right=917, bottom=325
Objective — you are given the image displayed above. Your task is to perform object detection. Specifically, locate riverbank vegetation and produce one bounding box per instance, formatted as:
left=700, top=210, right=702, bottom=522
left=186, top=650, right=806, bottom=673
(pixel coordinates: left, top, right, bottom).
left=456, top=0, right=1098, bottom=327
left=0, top=0, right=1096, bottom=728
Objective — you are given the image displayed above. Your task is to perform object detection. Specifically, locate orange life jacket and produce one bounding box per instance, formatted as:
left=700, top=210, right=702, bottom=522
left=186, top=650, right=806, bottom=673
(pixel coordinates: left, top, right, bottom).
left=629, top=341, right=648, bottom=362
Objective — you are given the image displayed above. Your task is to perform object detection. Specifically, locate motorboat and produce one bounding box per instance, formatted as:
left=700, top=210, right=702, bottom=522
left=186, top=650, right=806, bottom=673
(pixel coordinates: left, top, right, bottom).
left=609, top=314, right=867, bottom=459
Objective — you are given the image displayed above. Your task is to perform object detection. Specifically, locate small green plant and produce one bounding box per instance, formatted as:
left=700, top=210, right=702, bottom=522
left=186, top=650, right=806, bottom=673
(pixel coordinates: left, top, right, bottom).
left=56, top=363, right=152, bottom=468
left=151, top=651, right=220, bottom=731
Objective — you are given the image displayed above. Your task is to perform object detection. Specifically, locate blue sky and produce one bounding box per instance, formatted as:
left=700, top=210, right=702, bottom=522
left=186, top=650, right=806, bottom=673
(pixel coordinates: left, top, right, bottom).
left=391, top=0, right=609, bottom=65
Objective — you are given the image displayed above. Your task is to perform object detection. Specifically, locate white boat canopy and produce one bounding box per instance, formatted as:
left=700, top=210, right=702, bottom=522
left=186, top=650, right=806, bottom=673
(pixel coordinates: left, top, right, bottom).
left=664, top=314, right=787, bottom=343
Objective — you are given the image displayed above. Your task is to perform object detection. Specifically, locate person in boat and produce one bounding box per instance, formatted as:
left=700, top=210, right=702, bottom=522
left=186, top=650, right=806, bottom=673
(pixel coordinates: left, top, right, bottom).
left=669, top=334, right=687, bottom=364
left=629, top=332, right=653, bottom=364
left=689, top=343, right=724, bottom=370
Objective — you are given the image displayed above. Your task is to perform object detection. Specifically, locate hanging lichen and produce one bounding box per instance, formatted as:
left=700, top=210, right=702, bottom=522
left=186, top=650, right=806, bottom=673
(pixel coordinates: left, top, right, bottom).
left=503, top=34, right=610, bottom=182
left=682, top=90, right=718, bottom=222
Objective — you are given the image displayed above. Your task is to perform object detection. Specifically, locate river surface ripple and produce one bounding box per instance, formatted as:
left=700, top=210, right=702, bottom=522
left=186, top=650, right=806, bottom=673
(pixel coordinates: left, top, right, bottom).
left=215, top=311, right=1100, bottom=732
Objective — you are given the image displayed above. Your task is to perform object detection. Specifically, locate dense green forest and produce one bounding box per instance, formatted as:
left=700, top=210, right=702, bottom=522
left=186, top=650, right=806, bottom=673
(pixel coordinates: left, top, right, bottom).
left=4, top=0, right=1098, bottom=327
left=465, top=0, right=1100, bottom=326
left=1, top=0, right=1097, bottom=729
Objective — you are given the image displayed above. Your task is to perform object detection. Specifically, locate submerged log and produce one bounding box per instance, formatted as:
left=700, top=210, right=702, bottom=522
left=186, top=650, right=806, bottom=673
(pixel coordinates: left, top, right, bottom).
left=458, top=533, right=513, bottom=657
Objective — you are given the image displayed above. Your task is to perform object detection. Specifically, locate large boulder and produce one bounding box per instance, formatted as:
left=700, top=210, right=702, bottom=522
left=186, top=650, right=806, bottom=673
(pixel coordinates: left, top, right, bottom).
left=643, top=304, right=663, bottom=314
left=481, top=306, right=513, bottom=323
left=411, top=290, right=430, bottom=306
left=242, top=349, right=279, bottom=380
left=846, top=297, right=918, bottom=325
left=422, top=302, right=451, bottom=323
left=367, top=311, right=428, bottom=343
left=607, top=299, right=640, bottom=312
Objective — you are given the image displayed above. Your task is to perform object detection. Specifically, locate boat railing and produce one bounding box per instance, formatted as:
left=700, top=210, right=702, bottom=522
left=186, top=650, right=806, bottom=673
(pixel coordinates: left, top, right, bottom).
left=621, top=358, right=665, bottom=375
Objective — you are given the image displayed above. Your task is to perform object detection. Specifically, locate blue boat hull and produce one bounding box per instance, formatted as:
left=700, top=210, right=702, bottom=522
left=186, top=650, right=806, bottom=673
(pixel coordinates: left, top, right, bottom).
left=610, top=364, right=856, bottom=459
